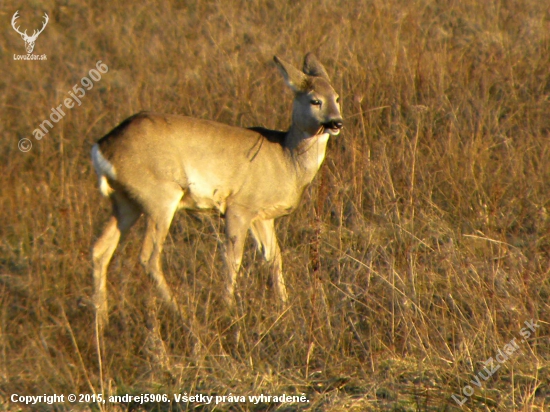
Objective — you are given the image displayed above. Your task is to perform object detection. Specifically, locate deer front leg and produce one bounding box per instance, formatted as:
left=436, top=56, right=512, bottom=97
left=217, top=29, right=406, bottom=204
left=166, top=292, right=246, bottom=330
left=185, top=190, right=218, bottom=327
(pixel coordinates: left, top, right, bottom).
left=223, top=208, right=252, bottom=306
left=251, top=218, right=287, bottom=303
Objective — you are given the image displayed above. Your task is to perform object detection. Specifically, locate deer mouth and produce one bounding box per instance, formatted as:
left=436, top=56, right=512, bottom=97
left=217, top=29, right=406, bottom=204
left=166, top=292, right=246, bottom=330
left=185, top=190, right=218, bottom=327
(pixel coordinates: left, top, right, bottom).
left=322, top=120, right=344, bottom=136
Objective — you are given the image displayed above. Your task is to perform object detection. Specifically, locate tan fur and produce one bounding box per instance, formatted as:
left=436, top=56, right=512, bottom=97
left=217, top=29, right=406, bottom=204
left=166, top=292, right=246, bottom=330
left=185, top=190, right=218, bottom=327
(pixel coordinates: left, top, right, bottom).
left=91, top=53, right=343, bottom=325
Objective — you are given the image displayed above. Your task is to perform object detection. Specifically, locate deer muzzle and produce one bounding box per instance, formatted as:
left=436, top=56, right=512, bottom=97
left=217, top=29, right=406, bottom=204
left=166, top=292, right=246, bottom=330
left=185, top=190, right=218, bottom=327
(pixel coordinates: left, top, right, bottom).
left=323, top=119, right=344, bottom=136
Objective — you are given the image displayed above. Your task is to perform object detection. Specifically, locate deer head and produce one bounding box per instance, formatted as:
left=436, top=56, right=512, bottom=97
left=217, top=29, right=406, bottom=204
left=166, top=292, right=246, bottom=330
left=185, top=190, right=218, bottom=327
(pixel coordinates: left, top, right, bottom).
left=12, top=11, right=49, bottom=54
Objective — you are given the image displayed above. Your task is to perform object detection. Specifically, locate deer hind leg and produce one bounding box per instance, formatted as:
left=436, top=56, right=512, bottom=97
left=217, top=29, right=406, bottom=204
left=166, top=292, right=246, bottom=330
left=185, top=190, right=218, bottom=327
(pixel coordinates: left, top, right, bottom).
left=250, top=218, right=288, bottom=303
left=139, top=184, right=183, bottom=312
left=92, top=192, right=141, bottom=327
left=223, top=208, right=253, bottom=306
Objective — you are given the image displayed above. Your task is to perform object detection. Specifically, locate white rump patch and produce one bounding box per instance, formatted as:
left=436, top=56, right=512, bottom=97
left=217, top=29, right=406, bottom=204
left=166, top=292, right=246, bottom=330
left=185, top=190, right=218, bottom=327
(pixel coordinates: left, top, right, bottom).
left=91, top=144, right=116, bottom=196
left=97, top=176, right=113, bottom=197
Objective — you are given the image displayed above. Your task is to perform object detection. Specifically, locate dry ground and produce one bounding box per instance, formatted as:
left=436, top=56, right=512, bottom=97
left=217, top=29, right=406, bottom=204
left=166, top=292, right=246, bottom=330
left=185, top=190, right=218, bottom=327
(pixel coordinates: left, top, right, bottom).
left=1, top=0, right=550, bottom=410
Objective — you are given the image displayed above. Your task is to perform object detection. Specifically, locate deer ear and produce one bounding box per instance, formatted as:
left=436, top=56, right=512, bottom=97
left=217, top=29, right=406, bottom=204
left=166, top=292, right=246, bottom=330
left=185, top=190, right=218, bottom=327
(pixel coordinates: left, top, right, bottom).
left=274, top=56, right=309, bottom=93
left=302, top=53, right=330, bottom=82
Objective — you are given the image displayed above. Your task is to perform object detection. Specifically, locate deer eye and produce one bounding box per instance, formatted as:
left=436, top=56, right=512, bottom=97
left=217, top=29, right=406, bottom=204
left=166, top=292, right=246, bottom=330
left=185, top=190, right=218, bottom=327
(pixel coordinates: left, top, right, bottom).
left=310, top=99, right=322, bottom=106
left=336, top=97, right=340, bottom=104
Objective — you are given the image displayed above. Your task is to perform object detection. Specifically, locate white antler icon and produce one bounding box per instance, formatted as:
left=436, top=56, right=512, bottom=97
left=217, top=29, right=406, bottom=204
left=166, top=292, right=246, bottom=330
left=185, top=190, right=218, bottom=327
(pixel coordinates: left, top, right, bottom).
left=11, top=11, right=49, bottom=54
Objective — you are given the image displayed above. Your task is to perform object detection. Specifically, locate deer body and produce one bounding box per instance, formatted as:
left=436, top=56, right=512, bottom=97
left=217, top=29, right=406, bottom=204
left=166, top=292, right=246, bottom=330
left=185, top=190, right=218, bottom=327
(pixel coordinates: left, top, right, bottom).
left=92, top=54, right=343, bottom=325
left=95, top=115, right=327, bottom=217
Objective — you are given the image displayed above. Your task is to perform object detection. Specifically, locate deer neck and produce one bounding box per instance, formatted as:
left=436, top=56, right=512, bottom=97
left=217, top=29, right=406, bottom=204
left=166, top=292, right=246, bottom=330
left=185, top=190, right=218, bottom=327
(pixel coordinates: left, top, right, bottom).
left=285, top=124, right=330, bottom=183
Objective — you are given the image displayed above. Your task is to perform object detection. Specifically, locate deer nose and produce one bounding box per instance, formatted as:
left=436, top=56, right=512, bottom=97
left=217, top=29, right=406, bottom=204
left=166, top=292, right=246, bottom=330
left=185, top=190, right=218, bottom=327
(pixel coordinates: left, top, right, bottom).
left=327, top=119, right=344, bottom=130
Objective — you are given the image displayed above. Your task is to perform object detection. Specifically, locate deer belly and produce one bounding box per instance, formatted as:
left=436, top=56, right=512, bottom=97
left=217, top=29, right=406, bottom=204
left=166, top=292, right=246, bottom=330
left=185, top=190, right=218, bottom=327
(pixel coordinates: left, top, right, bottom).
left=179, top=168, right=229, bottom=213
left=180, top=187, right=228, bottom=213
left=257, top=204, right=295, bottom=220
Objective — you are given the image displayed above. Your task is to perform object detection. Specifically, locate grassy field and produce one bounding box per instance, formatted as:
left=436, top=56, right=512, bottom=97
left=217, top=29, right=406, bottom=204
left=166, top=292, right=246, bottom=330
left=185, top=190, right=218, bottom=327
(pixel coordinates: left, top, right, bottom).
left=1, top=0, right=549, bottom=410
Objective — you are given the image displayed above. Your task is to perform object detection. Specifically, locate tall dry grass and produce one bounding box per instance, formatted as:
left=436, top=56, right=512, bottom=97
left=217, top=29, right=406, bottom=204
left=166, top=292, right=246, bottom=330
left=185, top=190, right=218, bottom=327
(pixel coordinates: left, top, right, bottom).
left=1, top=0, right=549, bottom=410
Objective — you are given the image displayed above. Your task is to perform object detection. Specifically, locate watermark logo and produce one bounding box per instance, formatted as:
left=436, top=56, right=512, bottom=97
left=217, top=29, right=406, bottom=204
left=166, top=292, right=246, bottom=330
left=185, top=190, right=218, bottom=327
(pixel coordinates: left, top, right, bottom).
left=12, top=10, right=48, bottom=60
left=451, top=319, right=540, bottom=407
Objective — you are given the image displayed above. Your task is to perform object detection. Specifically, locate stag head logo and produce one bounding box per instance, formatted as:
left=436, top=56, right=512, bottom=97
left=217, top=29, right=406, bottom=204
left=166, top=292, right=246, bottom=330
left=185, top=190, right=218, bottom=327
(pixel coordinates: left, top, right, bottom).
left=11, top=11, right=49, bottom=54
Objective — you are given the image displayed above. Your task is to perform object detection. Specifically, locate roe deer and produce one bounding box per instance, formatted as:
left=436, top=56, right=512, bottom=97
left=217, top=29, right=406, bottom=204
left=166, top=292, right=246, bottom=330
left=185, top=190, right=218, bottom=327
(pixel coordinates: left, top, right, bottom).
left=91, top=53, right=343, bottom=325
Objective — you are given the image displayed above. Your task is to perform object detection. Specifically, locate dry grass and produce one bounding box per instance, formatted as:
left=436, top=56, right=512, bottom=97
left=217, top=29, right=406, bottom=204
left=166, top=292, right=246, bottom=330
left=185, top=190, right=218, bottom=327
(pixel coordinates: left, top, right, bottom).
left=1, top=0, right=550, bottom=410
